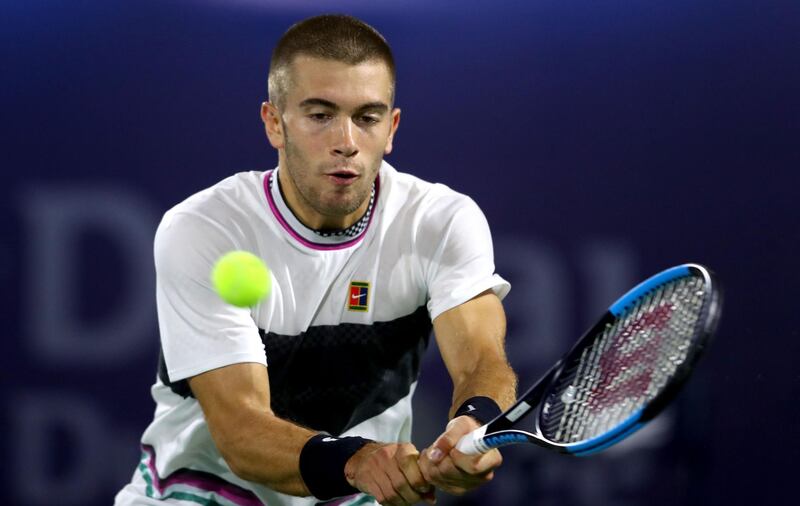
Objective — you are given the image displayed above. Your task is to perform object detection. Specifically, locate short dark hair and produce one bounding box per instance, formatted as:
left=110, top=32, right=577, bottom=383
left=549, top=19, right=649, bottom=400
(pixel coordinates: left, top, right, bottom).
left=268, top=14, right=396, bottom=108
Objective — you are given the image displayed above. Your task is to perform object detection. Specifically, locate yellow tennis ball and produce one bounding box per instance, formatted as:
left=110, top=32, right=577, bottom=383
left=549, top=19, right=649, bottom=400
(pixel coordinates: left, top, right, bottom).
left=211, top=251, right=271, bottom=307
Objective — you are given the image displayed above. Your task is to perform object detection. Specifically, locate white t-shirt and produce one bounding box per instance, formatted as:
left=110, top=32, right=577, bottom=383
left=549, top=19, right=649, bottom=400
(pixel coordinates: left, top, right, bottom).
left=117, top=161, right=509, bottom=506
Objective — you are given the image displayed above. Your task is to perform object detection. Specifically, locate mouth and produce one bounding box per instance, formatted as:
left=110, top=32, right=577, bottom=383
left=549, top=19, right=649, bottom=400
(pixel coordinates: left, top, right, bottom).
left=325, top=169, right=360, bottom=186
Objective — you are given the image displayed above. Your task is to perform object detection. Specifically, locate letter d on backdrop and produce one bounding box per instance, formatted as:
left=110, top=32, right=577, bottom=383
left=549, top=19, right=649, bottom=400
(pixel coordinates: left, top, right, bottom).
left=21, top=186, right=157, bottom=366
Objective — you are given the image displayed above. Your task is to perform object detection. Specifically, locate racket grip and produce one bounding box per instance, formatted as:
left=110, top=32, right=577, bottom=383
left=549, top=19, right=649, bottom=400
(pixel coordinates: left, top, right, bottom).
left=455, top=424, right=489, bottom=455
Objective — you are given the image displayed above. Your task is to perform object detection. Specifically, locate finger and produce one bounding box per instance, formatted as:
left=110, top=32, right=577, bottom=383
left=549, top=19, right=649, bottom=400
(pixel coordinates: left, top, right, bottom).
left=418, top=450, right=434, bottom=483
left=425, top=441, right=447, bottom=464
left=451, top=447, right=503, bottom=476
left=395, top=446, right=432, bottom=495
left=374, top=471, right=404, bottom=506
left=419, top=449, right=450, bottom=491
left=438, top=453, right=494, bottom=493
left=393, top=482, right=422, bottom=505
left=386, top=463, right=422, bottom=506
left=426, top=434, right=457, bottom=464
left=380, top=447, right=423, bottom=506
left=428, top=453, right=472, bottom=489
left=422, top=447, right=485, bottom=496
left=360, top=445, right=400, bottom=505
left=428, top=416, right=479, bottom=464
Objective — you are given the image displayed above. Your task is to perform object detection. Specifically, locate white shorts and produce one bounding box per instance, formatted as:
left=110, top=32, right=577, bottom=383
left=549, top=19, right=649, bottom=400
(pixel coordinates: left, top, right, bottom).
left=114, top=465, right=378, bottom=506
left=114, top=469, right=191, bottom=505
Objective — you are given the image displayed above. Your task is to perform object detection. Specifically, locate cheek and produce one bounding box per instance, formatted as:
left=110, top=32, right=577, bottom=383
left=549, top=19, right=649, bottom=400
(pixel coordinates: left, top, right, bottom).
left=298, top=120, right=329, bottom=137
left=287, top=129, right=324, bottom=157
left=285, top=116, right=325, bottom=145
left=359, top=127, right=390, bottom=151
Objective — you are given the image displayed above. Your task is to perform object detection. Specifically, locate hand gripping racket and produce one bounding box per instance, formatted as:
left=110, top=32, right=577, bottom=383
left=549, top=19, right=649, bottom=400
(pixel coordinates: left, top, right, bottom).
left=456, top=263, right=722, bottom=457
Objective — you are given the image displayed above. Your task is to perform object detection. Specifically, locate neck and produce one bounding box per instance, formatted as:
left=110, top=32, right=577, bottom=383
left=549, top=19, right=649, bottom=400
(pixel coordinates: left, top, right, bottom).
left=276, top=166, right=371, bottom=231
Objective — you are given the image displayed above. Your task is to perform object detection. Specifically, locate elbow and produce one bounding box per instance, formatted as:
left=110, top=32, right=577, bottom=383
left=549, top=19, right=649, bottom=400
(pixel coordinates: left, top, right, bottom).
left=216, top=437, right=257, bottom=482
left=209, top=415, right=265, bottom=483
left=220, top=443, right=292, bottom=492
left=214, top=426, right=310, bottom=497
left=227, top=460, right=280, bottom=491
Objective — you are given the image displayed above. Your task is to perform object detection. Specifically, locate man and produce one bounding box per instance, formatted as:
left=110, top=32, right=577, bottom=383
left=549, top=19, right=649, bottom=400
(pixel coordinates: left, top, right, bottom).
left=115, top=14, right=517, bottom=506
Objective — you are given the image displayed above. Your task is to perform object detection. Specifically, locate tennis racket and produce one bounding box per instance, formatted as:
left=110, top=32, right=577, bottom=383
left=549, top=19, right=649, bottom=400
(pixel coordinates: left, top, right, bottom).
left=456, top=263, right=722, bottom=457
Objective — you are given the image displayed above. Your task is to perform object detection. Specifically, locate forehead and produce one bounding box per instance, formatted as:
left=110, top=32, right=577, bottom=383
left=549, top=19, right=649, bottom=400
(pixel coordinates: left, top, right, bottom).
left=286, top=55, right=394, bottom=107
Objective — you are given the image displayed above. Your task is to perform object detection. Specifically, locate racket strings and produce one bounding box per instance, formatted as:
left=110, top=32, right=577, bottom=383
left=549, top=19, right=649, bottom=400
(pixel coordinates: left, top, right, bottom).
left=542, top=275, right=707, bottom=444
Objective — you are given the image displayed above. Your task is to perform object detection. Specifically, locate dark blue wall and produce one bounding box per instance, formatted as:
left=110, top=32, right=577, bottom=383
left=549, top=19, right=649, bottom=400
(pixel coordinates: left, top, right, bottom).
left=2, top=1, right=797, bottom=504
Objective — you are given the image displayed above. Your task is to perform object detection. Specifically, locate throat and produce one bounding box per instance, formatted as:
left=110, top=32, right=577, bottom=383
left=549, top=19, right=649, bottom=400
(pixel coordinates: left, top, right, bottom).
left=270, top=169, right=376, bottom=241
left=311, top=188, right=375, bottom=238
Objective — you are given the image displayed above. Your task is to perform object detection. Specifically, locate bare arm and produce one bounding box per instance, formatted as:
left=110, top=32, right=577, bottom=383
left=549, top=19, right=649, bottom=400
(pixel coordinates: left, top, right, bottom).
left=190, top=362, right=433, bottom=504
left=419, top=290, right=517, bottom=496
left=434, top=290, right=517, bottom=415
left=189, top=362, right=314, bottom=496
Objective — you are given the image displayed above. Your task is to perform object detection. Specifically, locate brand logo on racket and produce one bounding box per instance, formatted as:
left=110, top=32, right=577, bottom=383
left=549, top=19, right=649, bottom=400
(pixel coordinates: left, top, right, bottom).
left=347, top=281, right=370, bottom=312
left=588, top=304, right=674, bottom=413
left=484, top=433, right=528, bottom=449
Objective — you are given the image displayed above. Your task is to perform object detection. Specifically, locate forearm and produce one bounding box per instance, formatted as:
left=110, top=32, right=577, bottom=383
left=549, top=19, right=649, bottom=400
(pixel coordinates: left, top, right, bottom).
left=188, top=365, right=319, bottom=497
left=432, top=291, right=518, bottom=418
left=208, top=405, right=315, bottom=496
left=448, top=357, right=518, bottom=418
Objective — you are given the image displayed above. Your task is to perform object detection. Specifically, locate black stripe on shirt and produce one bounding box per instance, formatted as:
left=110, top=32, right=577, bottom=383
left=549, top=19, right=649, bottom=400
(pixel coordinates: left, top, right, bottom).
left=158, top=305, right=432, bottom=435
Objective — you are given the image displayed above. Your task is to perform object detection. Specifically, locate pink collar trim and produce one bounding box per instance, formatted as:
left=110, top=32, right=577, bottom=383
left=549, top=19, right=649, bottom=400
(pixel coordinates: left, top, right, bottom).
left=262, top=169, right=379, bottom=251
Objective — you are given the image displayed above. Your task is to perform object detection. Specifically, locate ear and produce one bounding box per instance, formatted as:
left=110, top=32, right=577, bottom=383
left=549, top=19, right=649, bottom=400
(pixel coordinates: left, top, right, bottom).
left=384, top=107, right=401, bottom=155
left=261, top=101, right=285, bottom=149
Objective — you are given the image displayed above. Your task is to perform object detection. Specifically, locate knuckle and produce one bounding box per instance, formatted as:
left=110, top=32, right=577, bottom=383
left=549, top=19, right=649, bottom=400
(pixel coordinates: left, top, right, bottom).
left=375, top=445, right=395, bottom=463
left=410, top=474, right=427, bottom=490
left=399, top=442, right=416, bottom=452
left=394, top=443, right=414, bottom=461
left=441, top=432, right=458, bottom=446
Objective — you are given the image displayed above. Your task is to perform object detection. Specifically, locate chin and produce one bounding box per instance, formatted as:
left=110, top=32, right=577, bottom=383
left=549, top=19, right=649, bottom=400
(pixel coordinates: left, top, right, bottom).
left=315, top=198, right=358, bottom=217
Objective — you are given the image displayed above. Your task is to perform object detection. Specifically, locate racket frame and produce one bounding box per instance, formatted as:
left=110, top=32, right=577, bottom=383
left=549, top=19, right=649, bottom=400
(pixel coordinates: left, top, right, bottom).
left=457, top=263, right=722, bottom=456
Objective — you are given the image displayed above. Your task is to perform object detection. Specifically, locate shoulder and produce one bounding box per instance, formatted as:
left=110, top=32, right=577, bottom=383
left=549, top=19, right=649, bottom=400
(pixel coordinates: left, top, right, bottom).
left=162, top=171, right=263, bottom=221
left=158, top=171, right=265, bottom=237
left=155, top=171, right=267, bottom=265
left=380, top=162, right=482, bottom=224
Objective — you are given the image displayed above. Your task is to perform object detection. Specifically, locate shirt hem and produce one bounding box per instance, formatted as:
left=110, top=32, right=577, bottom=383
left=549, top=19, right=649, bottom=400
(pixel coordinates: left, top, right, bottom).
left=167, top=352, right=267, bottom=382
left=429, top=276, right=511, bottom=321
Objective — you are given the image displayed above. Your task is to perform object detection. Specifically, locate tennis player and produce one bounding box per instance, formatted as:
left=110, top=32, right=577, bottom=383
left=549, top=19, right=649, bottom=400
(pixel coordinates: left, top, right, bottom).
left=114, top=14, right=517, bottom=506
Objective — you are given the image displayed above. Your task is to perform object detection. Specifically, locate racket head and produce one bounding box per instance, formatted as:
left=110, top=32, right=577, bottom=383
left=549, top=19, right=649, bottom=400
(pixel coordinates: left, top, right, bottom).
left=535, top=263, right=722, bottom=455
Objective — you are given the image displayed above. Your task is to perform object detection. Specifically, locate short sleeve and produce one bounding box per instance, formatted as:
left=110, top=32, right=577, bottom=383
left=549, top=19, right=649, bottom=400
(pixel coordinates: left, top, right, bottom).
left=422, top=194, right=510, bottom=320
left=154, top=210, right=267, bottom=382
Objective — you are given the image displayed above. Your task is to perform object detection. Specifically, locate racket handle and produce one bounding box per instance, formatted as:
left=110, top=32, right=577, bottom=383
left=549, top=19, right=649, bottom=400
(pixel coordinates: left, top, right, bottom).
left=455, top=424, right=489, bottom=455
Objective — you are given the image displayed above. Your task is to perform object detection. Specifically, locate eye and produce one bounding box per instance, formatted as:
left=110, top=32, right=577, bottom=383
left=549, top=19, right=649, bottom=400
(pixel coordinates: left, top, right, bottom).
left=357, top=115, right=380, bottom=125
left=309, top=113, right=332, bottom=122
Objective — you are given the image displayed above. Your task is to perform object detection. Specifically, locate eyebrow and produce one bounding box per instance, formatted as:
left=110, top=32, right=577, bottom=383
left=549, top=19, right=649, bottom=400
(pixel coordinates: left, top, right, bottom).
left=298, top=98, right=389, bottom=114
left=299, top=98, right=339, bottom=110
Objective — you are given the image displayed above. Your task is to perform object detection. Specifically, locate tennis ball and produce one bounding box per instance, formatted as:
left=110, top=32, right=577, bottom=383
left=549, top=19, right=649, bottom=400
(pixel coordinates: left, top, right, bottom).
left=211, top=251, right=271, bottom=307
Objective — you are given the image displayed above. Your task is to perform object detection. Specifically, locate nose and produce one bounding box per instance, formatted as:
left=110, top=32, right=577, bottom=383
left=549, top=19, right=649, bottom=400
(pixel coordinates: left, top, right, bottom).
left=332, top=118, right=358, bottom=158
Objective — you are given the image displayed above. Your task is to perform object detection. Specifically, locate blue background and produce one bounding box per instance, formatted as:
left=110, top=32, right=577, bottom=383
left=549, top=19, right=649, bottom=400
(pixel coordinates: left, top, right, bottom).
left=2, top=1, right=798, bottom=505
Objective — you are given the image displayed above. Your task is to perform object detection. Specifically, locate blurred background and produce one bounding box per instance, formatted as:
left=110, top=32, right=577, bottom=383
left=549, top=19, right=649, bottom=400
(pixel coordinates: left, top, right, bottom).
left=2, top=0, right=798, bottom=505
